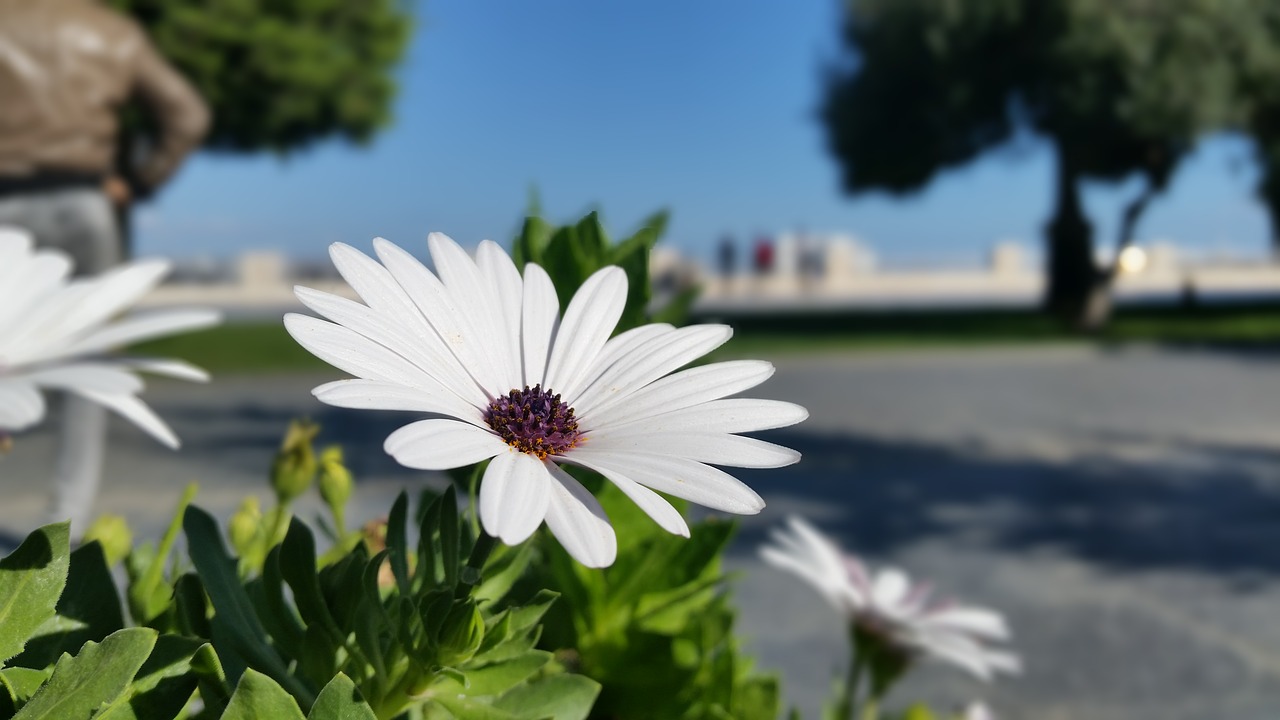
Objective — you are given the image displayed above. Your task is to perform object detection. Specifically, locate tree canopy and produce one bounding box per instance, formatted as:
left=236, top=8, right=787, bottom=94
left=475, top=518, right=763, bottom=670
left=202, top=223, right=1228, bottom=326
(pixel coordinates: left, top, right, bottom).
left=111, top=0, right=413, bottom=154
left=822, top=0, right=1252, bottom=325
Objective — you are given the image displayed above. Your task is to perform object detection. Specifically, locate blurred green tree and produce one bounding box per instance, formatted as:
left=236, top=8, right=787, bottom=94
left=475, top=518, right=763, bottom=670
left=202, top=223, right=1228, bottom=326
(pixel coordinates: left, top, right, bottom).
left=822, top=0, right=1244, bottom=329
left=107, top=0, right=413, bottom=245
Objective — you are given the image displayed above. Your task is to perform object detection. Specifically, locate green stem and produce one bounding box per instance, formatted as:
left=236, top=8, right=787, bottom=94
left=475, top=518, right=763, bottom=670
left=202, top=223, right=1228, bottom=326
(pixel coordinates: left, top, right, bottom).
left=835, top=624, right=865, bottom=720
left=454, top=531, right=498, bottom=598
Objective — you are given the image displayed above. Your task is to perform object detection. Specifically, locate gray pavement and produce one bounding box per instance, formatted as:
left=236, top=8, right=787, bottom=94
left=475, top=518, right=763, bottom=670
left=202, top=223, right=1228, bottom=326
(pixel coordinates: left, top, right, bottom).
left=5, top=344, right=1280, bottom=719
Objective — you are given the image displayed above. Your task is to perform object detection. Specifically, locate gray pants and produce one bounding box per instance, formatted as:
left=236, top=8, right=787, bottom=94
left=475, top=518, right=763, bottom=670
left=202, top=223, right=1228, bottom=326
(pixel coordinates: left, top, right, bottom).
left=0, top=188, right=122, bottom=533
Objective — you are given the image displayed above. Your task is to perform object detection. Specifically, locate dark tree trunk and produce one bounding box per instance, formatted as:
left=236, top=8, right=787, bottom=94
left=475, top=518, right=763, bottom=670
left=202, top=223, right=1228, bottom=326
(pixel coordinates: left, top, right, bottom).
left=1080, top=183, right=1158, bottom=330
left=1044, top=144, right=1101, bottom=329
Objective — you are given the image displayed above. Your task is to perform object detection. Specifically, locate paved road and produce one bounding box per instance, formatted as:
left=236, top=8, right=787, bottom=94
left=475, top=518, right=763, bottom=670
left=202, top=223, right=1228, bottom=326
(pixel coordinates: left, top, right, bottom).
left=6, top=344, right=1280, bottom=719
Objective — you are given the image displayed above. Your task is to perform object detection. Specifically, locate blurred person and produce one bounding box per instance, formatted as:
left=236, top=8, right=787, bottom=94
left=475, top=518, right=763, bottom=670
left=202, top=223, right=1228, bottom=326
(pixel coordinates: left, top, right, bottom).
left=753, top=235, right=774, bottom=275
left=0, top=0, right=209, bottom=530
left=717, top=234, right=736, bottom=277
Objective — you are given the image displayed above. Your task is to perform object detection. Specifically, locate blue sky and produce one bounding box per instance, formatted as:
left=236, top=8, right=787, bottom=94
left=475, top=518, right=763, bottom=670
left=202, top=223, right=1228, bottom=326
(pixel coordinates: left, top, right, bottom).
left=137, top=0, right=1274, bottom=268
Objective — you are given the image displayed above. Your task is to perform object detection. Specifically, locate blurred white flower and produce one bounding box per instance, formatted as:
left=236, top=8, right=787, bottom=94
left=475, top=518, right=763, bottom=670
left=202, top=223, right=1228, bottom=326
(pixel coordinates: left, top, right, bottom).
left=0, top=227, right=220, bottom=447
left=286, top=233, right=807, bottom=568
left=761, top=516, right=1021, bottom=681
left=962, top=701, right=996, bottom=720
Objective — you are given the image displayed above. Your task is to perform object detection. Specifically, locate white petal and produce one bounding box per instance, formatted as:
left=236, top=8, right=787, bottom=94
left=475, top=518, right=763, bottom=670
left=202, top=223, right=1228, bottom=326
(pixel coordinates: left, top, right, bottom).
left=479, top=451, right=552, bottom=545
left=22, top=364, right=144, bottom=397
left=313, top=379, right=485, bottom=425
left=294, top=286, right=484, bottom=408
left=21, top=261, right=168, bottom=350
left=586, top=430, right=800, bottom=468
left=476, top=240, right=525, bottom=388
left=284, top=313, right=448, bottom=390
left=383, top=419, right=506, bottom=470
left=372, top=238, right=507, bottom=397
left=54, top=309, right=221, bottom=359
left=429, top=233, right=520, bottom=391
left=119, top=358, right=211, bottom=383
left=0, top=379, right=45, bottom=430
left=542, top=267, right=627, bottom=397
left=582, top=360, right=775, bottom=432
left=921, top=607, right=1010, bottom=641
left=75, top=388, right=180, bottom=449
left=760, top=545, right=853, bottom=615
left=566, top=323, right=674, bottom=406
left=564, top=448, right=764, bottom=515
left=600, top=398, right=809, bottom=435
left=520, top=264, right=559, bottom=388
left=572, top=324, right=732, bottom=417
left=543, top=462, right=617, bottom=568
left=554, top=457, right=690, bottom=537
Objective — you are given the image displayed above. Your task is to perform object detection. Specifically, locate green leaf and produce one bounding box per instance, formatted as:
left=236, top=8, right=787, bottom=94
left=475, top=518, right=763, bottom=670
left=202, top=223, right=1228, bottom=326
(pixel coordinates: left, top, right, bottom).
left=307, top=673, right=375, bottom=720
left=540, top=227, right=591, bottom=304
left=386, top=491, right=412, bottom=598
left=474, top=542, right=532, bottom=604
left=440, top=486, right=460, bottom=588
left=14, top=627, right=156, bottom=720
left=432, top=691, right=519, bottom=720
left=172, top=573, right=210, bottom=639
left=221, top=669, right=306, bottom=720
left=0, top=522, right=70, bottom=665
left=459, top=650, right=552, bottom=696
left=513, top=216, right=553, bottom=268
left=255, top=547, right=306, bottom=657
left=0, top=667, right=51, bottom=715
left=183, top=505, right=314, bottom=706
left=493, top=674, right=600, bottom=720
left=130, top=484, right=196, bottom=626
left=96, top=635, right=208, bottom=720
left=11, top=541, right=123, bottom=669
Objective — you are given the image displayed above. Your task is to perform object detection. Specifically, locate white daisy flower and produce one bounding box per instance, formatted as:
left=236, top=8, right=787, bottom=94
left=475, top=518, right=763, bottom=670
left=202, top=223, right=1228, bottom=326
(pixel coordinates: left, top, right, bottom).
left=0, top=227, right=221, bottom=447
left=285, top=233, right=807, bottom=568
left=761, top=516, right=1021, bottom=681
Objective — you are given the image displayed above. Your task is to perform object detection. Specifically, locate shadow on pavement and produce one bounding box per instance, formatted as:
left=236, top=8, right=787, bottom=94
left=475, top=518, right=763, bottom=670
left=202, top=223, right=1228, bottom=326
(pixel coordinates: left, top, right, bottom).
left=733, top=427, right=1280, bottom=582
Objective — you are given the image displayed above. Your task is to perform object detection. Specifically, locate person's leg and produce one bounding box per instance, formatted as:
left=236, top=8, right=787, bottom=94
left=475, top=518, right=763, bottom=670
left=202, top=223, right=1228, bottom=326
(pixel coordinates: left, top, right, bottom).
left=0, top=189, right=124, bottom=532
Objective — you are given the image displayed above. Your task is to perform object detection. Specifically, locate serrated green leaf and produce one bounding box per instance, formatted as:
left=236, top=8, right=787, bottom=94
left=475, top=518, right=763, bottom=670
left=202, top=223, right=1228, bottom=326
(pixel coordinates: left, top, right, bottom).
left=493, top=673, right=600, bottom=720
left=0, top=523, right=70, bottom=665
left=474, top=542, right=532, bottom=604
left=507, top=590, right=558, bottom=635
left=11, top=541, right=123, bottom=670
left=634, top=575, right=722, bottom=635
left=307, top=672, right=375, bottom=720
left=95, top=635, right=207, bottom=720
left=14, top=627, right=155, bottom=720
left=222, top=669, right=306, bottom=720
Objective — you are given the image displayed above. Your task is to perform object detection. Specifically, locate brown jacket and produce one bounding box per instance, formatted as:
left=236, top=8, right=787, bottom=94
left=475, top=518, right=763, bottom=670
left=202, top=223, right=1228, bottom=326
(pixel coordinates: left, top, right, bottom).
left=0, top=0, right=209, bottom=192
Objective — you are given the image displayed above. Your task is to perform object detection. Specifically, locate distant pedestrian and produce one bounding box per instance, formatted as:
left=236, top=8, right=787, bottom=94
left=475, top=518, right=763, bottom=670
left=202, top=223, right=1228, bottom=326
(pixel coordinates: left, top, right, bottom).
left=0, top=0, right=210, bottom=531
left=753, top=236, right=774, bottom=275
left=718, top=234, right=736, bottom=277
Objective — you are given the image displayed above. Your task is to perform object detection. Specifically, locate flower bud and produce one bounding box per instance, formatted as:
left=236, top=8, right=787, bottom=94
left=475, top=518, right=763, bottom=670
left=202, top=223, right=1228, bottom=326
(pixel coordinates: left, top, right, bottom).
left=318, top=445, right=353, bottom=512
left=83, top=514, right=132, bottom=566
left=270, top=419, right=319, bottom=503
left=228, top=496, right=263, bottom=556
left=436, top=600, right=485, bottom=666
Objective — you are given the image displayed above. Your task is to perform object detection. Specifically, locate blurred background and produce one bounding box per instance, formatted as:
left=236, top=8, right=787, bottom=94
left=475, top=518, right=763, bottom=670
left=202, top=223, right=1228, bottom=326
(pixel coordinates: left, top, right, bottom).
left=10, top=1, right=1280, bottom=718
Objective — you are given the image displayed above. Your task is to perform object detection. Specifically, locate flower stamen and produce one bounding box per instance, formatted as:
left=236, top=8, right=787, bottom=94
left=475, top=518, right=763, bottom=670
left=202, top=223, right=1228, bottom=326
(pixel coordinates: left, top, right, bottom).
left=485, top=384, right=582, bottom=458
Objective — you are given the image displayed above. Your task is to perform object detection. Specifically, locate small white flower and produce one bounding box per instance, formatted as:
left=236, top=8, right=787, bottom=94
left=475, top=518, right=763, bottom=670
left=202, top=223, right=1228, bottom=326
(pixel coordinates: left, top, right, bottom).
left=285, top=233, right=807, bottom=567
left=761, top=516, right=1021, bottom=681
left=0, top=227, right=221, bottom=447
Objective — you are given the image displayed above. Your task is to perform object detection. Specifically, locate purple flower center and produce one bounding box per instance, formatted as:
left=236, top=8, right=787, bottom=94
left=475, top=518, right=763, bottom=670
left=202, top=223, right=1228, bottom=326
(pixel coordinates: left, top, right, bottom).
left=485, top=384, right=582, bottom=458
